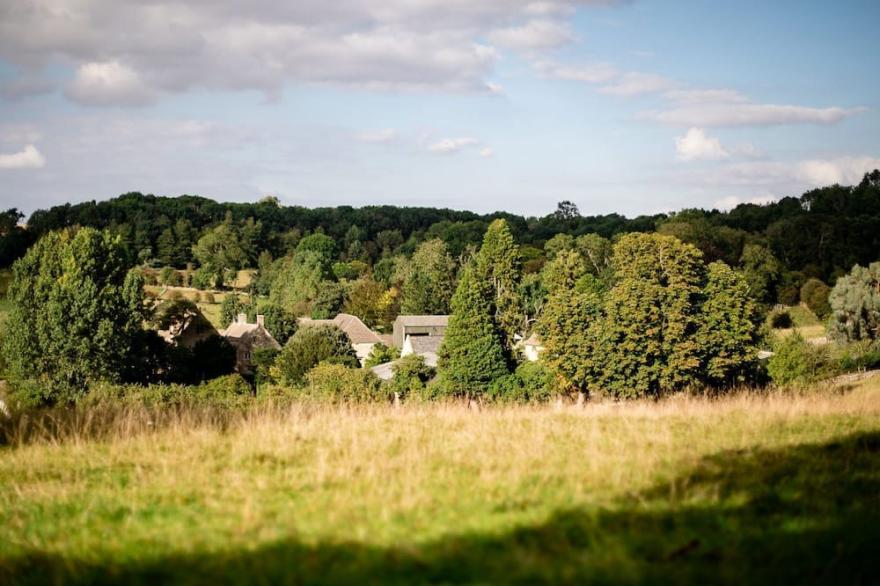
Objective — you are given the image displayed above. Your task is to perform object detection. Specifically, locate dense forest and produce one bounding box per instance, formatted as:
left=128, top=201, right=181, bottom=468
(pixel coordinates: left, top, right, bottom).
left=2, top=168, right=879, bottom=300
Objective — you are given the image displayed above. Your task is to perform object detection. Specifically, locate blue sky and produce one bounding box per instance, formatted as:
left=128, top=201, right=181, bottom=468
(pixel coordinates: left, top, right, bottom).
left=0, top=0, right=878, bottom=217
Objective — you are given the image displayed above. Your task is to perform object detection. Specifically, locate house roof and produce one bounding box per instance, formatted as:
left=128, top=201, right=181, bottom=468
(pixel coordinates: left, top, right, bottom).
left=407, top=335, right=443, bottom=355
left=299, top=313, right=383, bottom=345
left=523, top=332, right=542, bottom=346
left=395, top=315, right=449, bottom=327
left=370, top=361, right=396, bottom=381
left=221, top=321, right=282, bottom=351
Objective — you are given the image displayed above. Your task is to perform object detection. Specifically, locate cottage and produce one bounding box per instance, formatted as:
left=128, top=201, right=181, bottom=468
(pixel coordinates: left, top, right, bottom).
left=520, top=332, right=544, bottom=362
left=392, top=315, right=449, bottom=348
left=298, top=313, right=384, bottom=365
left=157, top=302, right=218, bottom=349
left=221, top=313, right=281, bottom=374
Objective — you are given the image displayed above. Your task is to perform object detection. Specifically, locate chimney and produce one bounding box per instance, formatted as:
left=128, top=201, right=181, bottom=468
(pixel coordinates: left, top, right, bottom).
left=237, top=313, right=247, bottom=324
left=256, top=314, right=265, bottom=327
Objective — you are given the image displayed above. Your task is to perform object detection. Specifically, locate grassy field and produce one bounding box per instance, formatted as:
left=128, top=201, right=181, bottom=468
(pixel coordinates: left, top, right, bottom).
left=1, top=379, right=879, bottom=584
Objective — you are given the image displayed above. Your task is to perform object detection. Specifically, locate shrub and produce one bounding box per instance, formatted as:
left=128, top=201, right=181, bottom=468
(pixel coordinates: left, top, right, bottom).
left=829, top=262, right=880, bottom=342
left=767, top=333, right=825, bottom=386
left=769, top=309, right=793, bottom=329
left=83, top=374, right=252, bottom=408
left=273, top=325, right=358, bottom=386
left=295, top=362, right=385, bottom=403
left=191, top=268, right=213, bottom=291
left=837, top=341, right=880, bottom=373
left=167, top=289, right=184, bottom=301
left=365, top=343, right=400, bottom=367
left=487, top=361, right=555, bottom=404
left=800, top=278, right=831, bottom=319
left=158, top=267, right=182, bottom=286
left=389, top=354, right=435, bottom=400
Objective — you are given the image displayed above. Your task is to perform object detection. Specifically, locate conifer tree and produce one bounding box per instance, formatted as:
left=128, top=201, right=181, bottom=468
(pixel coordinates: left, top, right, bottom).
left=400, top=239, right=456, bottom=315
left=437, top=264, right=508, bottom=397
left=474, top=219, right=523, bottom=353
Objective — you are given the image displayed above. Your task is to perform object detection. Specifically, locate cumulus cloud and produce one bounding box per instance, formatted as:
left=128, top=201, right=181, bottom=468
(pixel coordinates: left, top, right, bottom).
left=0, top=0, right=624, bottom=104
left=65, top=61, right=157, bottom=106
left=674, top=128, right=728, bottom=161
left=0, top=144, right=46, bottom=170
left=533, top=59, right=619, bottom=83
left=427, top=137, right=480, bottom=154
left=489, top=19, right=574, bottom=50
left=797, top=157, right=880, bottom=186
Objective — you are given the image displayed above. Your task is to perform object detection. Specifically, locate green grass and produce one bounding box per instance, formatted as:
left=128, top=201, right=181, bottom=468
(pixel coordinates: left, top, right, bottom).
left=1, top=381, right=879, bottom=584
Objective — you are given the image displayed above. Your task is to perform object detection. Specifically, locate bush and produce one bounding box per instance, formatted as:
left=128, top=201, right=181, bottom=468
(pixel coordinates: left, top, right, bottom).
left=769, top=309, right=793, bottom=329
left=487, top=361, right=555, bottom=404
left=365, top=343, right=400, bottom=367
left=389, top=354, right=435, bottom=400
left=294, top=362, right=385, bottom=403
left=166, top=289, right=184, bottom=301
left=83, top=374, right=252, bottom=408
left=837, top=341, right=880, bottom=373
left=767, top=333, right=825, bottom=386
left=800, top=278, right=831, bottom=319
left=191, top=291, right=202, bottom=303
left=159, top=267, right=182, bottom=286
left=191, top=268, right=213, bottom=291
left=273, top=325, right=358, bottom=386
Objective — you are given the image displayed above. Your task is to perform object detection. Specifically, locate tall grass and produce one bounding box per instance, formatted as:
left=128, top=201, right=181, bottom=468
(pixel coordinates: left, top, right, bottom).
left=1, top=380, right=879, bottom=584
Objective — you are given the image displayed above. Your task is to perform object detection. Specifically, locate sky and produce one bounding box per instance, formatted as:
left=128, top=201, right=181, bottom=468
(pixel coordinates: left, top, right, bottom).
left=0, top=0, right=878, bottom=218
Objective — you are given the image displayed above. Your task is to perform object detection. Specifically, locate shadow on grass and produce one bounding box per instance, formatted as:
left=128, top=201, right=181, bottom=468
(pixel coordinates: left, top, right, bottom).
left=3, top=432, right=879, bottom=585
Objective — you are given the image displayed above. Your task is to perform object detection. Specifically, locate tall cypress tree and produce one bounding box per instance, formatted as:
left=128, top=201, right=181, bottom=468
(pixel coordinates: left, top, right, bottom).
left=437, top=264, right=508, bottom=398
left=474, top=219, right=523, bottom=354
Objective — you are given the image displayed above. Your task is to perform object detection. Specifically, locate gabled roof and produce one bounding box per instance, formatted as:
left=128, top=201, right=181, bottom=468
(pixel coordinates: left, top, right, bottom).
left=299, top=313, right=383, bottom=345
left=395, top=315, right=449, bottom=327
left=523, top=332, right=542, bottom=346
left=407, top=335, right=443, bottom=355
left=221, top=317, right=281, bottom=350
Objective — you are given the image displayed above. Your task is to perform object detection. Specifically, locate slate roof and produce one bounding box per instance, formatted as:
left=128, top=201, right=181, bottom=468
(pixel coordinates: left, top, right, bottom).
left=394, top=315, right=449, bottom=327
left=299, top=313, right=383, bottom=345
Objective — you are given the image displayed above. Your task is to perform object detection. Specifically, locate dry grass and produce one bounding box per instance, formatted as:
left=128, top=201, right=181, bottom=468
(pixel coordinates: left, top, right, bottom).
left=1, top=379, right=879, bottom=584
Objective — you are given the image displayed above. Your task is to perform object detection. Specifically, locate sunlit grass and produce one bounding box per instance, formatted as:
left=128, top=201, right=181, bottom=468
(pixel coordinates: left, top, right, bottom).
left=1, top=378, right=879, bottom=584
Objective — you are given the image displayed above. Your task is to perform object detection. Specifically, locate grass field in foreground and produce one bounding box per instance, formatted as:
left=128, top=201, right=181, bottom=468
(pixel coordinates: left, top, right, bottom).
left=1, top=380, right=879, bottom=585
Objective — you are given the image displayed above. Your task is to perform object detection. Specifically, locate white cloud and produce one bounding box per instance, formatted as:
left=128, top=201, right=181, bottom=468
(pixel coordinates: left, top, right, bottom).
left=427, top=137, right=480, bottom=154
left=65, top=61, right=157, bottom=106
left=533, top=60, right=619, bottom=83
left=355, top=129, right=397, bottom=143
left=674, top=127, right=728, bottom=161
left=489, top=19, right=574, bottom=51
left=797, top=157, right=880, bottom=187
left=479, top=147, right=495, bottom=158
left=713, top=194, right=776, bottom=210
left=645, top=103, right=865, bottom=128
left=0, top=144, right=46, bottom=170
left=598, top=72, right=676, bottom=96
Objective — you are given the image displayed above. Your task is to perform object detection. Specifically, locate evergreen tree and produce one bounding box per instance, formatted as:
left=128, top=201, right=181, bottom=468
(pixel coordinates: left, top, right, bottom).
left=596, top=233, right=705, bottom=398
left=2, top=228, right=148, bottom=403
left=400, top=239, right=457, bottom=315
left=697, top=261, right=760, bottom=385
left=437, top=265, right=508, bottom=398
left=800, top=278, right=832, bottom=319
left=474, top=219, right=523, bottom=353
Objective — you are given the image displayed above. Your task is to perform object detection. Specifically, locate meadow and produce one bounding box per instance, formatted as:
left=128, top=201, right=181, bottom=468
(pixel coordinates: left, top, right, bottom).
left=1, top=378, right=879, bottom=585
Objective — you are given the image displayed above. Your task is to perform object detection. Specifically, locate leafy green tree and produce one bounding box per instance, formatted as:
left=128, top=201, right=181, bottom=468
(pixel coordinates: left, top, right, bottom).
left=256, top=302, right=298, bottom=344
left=296, top=233, right=336, bottom=267
left=740, top=244, right=782, bottom=305
left=344, top=277, right=386, bottom=328
left=390, top=354, right=435, bottom=400
left=2, top=228, right=148, bottom=403
left=269, top=250, right=327, bottom=314
left=543, top=233, right=574, bottom=260
left=596, top=233, right=705, bottom=398
left=311, top=281, right=346, bottom=319
left=400, top=239, right=457, bottom=315
left=364, top=342, right=400, bottom=367
left=800, top=278, right=832, bottom=319
left=575, top=233, right=613, bottom=277
left=436, top=265, right=509, bottom=397
left=192, top=215, right=247, bottom=288
left=829, top=262, right=880, bottom=342
left=767, top=332, right=824, bottom=386
left=220, top=294, right=247, bottom=328
left=697, top=262, right=760, bottom=385
left=273, top=325, right=358, bottom=386
left=537, top=251, right=604, bottom=394
left=474, top=219, right=524, bottom=353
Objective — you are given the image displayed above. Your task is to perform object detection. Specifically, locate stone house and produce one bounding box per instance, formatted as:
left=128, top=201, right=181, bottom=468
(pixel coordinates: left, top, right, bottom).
left=221, top=313, right=282, bottom=374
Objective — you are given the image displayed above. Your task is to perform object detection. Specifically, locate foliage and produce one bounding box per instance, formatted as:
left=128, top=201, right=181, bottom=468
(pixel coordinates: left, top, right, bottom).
left=191, top=215, right=248, bottom=288
left=220, top=294, right=247, bottom=329
left=2, top=228, right=148, bottom=404
left=697, top=262, right=760, bottom=385
left=344, top=277, right=387, bottom=328
left=766, top=333, right=825, bottom=386
left=800, top=278, right=831, bottom=319
left=740, top=244, right=782, bottom=305
left=256, top=302, right=298, bottom=344
left=296, top=233, right=336, bottom=265
left=400, top=239, right=457, bottom=315
left=596, top=233, right=705, bottom=398
left=487, top=361, right=555, bottom=404
left=769, top=308, right=793, bottom=329
left=310, top=280, right=346, bottom=319
left=158, top=266, right=182, bottom=286
left=273, top=325, right=358, bottom=386
left=251, top=348, right=279, bottom=386
left=190, top=267, right=214, bottom=290
left=474, top=219, right=523, bottom=353
left=269, top=250, right=327, bottom=315
left=83, top=374, right=252, bottom=409
left=389, top=354, right=435, bottom=400
left=436, top=265, right=509, bottom=398
left=364, top=342, right=400, bottom=367
left=293, top=362, right=384, bottom=403
left=829, top=262, right=880, bottom=342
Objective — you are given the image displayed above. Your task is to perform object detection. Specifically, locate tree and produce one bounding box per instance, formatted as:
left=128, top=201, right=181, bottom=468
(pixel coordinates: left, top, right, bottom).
left=400, top=239, right=457, bottom=315
left=554, top=200, right=580, bottom=221
left=596, top=233, right=705, bottom=398
left=273, top=325, right=358, bottom=386
left=311, top=281, right=346, bottom=319
left=537, top=251, right=603, bottom=395
left=436, top=265, right=509, bottom=398
left=2, top=228, right=148, bottom=403
left=344, top=277, right=386, bottom=328
left=575, top=233, right=613, bottom=278
left=296, top=233, right=336, bottom=268
left=192, top=215, right=247, bottom=288
left=800, top=278, right=832, bottom=319
left=364, top=342, right=400, bottom=367
left=269, top=250, right=327, bottom=314
left=740, top=244, right=782, bottom=305
left=256, top=302, right=298, bottom=345
left=829, top=262, right=880, bottom=342
left=220, top=294, right=247, bottom=328
left=697, top=262, right=760, bottom=385
left=473, top=219, right=523, bottom=353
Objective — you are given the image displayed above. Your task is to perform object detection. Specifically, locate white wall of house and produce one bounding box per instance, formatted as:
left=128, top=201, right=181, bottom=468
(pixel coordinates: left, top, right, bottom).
left=523, top=343, right=543, bottom=362
left=353, top=342, right=376, bottom=365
